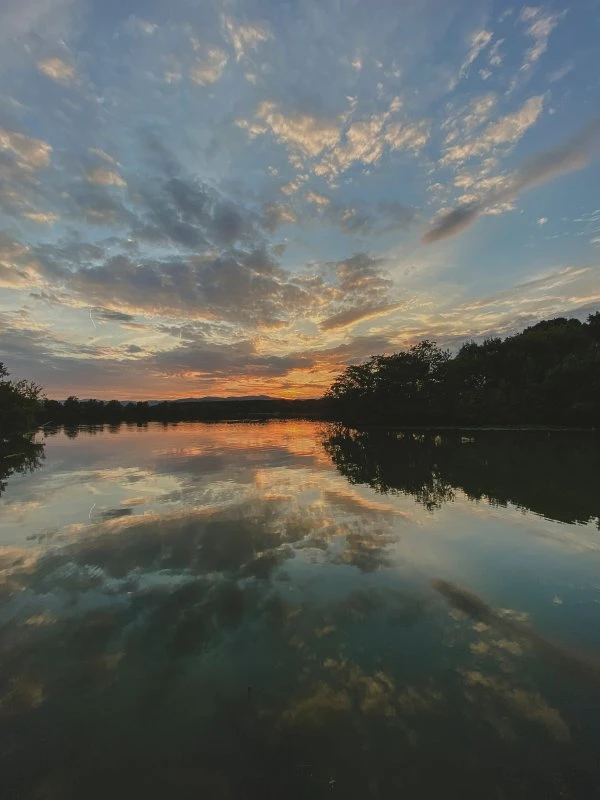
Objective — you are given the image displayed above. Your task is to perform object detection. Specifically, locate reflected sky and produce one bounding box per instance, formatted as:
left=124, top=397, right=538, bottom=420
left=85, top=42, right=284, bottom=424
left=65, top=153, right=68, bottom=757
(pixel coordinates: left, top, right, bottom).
left=1, top=422, right=600, bottom=799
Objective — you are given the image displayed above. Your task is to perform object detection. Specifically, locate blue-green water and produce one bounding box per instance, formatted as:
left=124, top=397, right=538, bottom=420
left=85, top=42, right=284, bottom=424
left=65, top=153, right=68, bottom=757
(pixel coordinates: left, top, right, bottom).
left=1, top=422, right=600, bottom=799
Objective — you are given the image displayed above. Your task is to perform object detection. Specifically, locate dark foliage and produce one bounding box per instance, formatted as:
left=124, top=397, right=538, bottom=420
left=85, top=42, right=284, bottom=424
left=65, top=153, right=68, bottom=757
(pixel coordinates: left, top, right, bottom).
left=322, top=425, right=600, bottom=526
left=324, top=313, right=600, bottom=426
left=2, top=314, right=599, bottom=431
left=0, top=362, right=44, bottom=434
left=38, top=396, right=329, bottom=428
left=0, top=435, right=45, bottom=498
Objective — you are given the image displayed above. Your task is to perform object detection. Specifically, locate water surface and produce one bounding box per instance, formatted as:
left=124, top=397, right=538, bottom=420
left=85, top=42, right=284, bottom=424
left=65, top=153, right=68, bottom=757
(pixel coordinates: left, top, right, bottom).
left=1, top=422, right=600, bottom=799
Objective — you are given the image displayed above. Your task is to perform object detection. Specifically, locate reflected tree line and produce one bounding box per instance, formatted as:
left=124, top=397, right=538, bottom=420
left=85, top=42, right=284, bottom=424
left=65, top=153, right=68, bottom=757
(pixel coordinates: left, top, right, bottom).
left=3, top=421, right=597, bottom=528
left=0, top=436, right=45, bottom=498
left=322, top=426, right=600, bottom=526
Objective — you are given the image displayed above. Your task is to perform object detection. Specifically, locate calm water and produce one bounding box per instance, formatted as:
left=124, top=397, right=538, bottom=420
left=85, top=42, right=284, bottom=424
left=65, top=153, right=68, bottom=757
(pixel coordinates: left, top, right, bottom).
left=1, top=422, right=600, bottom=799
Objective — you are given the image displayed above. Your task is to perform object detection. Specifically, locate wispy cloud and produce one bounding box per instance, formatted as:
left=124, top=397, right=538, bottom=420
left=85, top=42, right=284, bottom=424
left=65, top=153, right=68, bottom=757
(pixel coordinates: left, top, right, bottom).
left=37, top=56, right=76, bottom=84
left=423, top=119, right=600, bottom=244
left=190, top=45, right=229, bottom=86
left=85, top=167, right=126, bottom=187
left=221, top=15, right=271, bottom=61
left=0, top=128, right=52, bottom=169
left=519, top=6, right=566, bottom=71
left=441, top=95, right=544, bottom=166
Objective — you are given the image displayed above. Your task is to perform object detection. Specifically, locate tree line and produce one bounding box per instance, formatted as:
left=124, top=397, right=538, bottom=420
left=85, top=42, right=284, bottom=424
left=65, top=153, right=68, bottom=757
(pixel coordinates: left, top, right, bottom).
left=322, top=425, right=600, bottom=526
left=324, top=313, right=600, bottom=426
left=1, top=312, right=599, bottom=433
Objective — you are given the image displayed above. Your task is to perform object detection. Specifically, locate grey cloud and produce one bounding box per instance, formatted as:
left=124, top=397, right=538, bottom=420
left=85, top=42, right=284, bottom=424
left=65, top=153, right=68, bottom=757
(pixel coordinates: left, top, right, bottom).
left=0, top=0, right=75, bottom=44
left=296, top=335, right=397, bottom=370
left=260, top=197, right=416, bottom=236
left=320, top=302, right=405, bottom=332
left=96, top=309, right=137, bottom=323
left=335, top=253, right=392, bottom=299
left=132, top=177, right=259, bottom=252
left=0, top=146, right=60, bottom=222
left=315, top=253, right=400, bottom=332
left=151, top=338, right=309, bottom=379
left=152, top=331, right=397, bottom=382
left=422, top=203, right=479, bottom=244
left=0, top=303, right=395, bottom=396
left=129, top=135, right=265, bottom=251
left=32, top=246, right=311, bottom=328
left=260, top=201, right=297, bottom=232
left=433, top=579, right=600, bottom=687
left=328, top=201, right=417, bottom=236
left=70, top=180, right=136, bottom=228
left=423, top=118, right=600, bottom=244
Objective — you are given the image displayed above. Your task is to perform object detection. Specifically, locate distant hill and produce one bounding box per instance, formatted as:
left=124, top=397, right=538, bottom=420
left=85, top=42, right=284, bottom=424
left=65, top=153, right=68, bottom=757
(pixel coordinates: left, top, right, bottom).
left=170, top=395, right=275, bottom=404
left=72, top=395, right=277, bottom=405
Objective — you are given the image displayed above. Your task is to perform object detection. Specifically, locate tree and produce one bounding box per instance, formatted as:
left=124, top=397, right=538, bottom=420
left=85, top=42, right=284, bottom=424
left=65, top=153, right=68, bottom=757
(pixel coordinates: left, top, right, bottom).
left=0, top=362, right=44, bottom=434
left=323, top=313, right=600, bottom=426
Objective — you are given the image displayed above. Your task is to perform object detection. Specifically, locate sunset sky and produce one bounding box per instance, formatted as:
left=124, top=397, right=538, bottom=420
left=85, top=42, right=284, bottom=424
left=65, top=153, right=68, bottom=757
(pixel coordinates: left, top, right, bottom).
left=1, top=0, right=599, bottom=399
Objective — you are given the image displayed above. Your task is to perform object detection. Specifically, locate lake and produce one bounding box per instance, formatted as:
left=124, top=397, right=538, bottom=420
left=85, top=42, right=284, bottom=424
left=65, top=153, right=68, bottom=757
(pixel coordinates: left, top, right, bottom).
left=1, top=421, right=600, bottom=799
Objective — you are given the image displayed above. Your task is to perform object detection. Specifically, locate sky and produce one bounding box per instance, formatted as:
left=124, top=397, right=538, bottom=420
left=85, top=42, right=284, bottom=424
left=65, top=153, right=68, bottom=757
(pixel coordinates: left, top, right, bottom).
left=0, top=0, right=599, bottom=400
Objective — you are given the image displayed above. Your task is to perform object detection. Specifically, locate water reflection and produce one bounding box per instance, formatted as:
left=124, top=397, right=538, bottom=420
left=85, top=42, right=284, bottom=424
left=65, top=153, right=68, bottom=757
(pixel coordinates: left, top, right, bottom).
left=0, top=435, right=45, bottom=498
left=323, top=425, right=600, bottom=525
left=1, top=422, right=600, bottom=799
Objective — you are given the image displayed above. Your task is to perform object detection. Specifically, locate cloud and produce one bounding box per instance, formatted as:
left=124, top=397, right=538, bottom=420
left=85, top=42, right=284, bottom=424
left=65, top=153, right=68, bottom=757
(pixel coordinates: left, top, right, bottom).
left=548, top=61, right=574, bottom=83
left=239, top=100, right=342, bottom=159
left=442, top=94, right=497, bottom=146
left=190, top=45, right=229, bottom=86
left=0, top=234, right=38, bottom=289
left=519, top=6, right=566, bottom=70
left=23, top=211, right=60, bottom=224
left=424, top=119, right=600, bottom=243
left=434, top=579, right=600, bottom=689
left=37, top=56, right=76, bottom=84
left=320, top=302, right=406, bottom=332
left=457, top=29, right=492, bottom=82
left=85, top=168, right=126, bottom=187
left=305, top=191, right=331, bottom=207
left=0, top=128, right=52, bottom=169
left=316, top=114, right=429, bottom=181
left=488, top=39, right=504, bottom=68
left=441, top=95, right=544, bottom=166
left=89, top=148, right=119, bottom=166
left=132, top=170, right=261, bottom=250
left=239, top=98, right=429, bottom=182
left=31, top=244, right=313, bottom=329
left=261, top=202, right=297, bottom=232
left=311, top=253, right=403, bottom=332
left=94, top=308, right=136, bottom=323
left=383, top=121, right=430, bottom=153
left=0, top=0, right=75, bottom=48
left=122, top=16, right=158, bottom=37
left=221, top=15, right=271, bottom=61
left=316, top=113, right=388, bottom=176
left=326, top=201, right=417, bottom=236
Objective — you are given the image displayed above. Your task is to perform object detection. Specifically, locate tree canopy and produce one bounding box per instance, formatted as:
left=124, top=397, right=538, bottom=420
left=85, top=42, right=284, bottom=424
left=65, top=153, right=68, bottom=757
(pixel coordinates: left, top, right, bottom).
left=0, top=362, right=44, bottom=435
left=324, top=313, right=600, bottom=426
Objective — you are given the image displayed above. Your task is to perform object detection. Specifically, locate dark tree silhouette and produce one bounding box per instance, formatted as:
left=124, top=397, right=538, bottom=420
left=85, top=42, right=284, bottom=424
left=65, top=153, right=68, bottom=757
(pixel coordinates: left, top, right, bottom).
left=324, top=313, right=600, bottom=426
left=0, top=362, right=44, bottom=435
left=2, top=312, right=599, bottom=431
left=322, top=425, right=600, bottom=526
